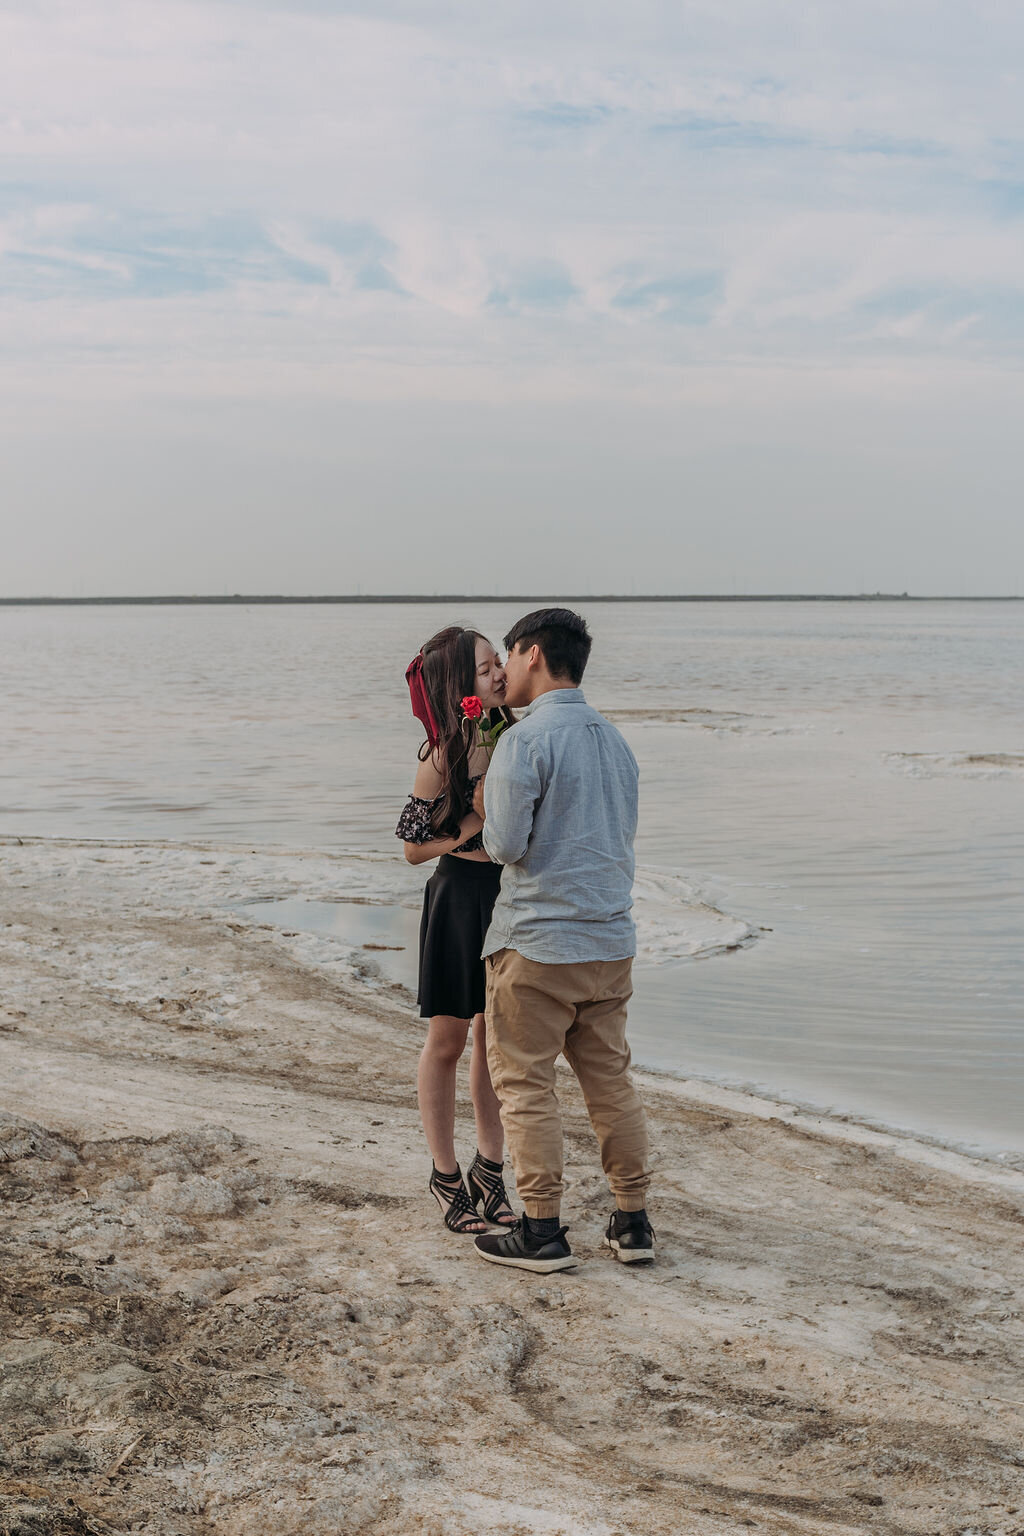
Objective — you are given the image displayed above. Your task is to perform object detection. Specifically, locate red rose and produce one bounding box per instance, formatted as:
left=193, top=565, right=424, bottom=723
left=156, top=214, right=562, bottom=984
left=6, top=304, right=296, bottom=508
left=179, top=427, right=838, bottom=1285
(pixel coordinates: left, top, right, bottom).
left=461, top=695, right=484, bottom=720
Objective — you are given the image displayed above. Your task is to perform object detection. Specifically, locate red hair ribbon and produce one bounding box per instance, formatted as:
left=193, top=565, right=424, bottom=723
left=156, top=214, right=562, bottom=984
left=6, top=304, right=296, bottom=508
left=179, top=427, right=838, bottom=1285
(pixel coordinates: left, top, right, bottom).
left=406, top=653, right=441, bottom=749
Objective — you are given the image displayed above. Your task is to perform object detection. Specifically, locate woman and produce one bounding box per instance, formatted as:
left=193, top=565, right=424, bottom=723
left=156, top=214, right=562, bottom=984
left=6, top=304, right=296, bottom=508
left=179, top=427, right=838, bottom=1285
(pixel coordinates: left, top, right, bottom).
left=396, top=626, right=517, bottom=1234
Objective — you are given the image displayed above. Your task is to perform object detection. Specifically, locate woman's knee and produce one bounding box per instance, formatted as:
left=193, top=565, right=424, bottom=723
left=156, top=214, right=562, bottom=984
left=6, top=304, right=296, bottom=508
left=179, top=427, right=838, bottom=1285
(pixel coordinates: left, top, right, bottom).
left=422, top=1017, right=471, bottom=1064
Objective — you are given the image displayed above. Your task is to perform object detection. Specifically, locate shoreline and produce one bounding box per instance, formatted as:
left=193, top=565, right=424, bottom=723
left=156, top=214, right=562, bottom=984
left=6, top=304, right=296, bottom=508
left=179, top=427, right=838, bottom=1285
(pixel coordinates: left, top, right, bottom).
left=633, top=1064, right=1024, bottom=1192
left=2, top=831, right=1020, bottom=1174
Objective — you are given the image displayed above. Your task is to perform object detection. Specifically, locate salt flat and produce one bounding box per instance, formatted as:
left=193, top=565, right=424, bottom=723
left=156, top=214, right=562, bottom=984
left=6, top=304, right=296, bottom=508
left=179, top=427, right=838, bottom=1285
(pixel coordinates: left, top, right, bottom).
left=2, top=840, right=1024, bottom=1536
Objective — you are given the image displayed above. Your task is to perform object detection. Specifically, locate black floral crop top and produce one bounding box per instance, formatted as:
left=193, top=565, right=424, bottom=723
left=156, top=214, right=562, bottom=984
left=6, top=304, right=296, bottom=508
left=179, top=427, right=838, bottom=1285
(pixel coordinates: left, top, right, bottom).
left=395, top=774, right=485, bottom=855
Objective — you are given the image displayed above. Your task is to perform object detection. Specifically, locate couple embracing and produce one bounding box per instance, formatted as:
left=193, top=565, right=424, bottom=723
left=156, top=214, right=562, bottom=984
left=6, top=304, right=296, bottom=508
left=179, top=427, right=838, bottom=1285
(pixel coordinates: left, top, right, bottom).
left=396, top=608, right=653, bottom=1273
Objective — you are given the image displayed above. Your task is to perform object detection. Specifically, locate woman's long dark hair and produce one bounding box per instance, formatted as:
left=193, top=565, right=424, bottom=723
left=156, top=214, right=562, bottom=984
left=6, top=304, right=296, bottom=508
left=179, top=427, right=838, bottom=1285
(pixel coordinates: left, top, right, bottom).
left=418, top=626, right=514, bottom=838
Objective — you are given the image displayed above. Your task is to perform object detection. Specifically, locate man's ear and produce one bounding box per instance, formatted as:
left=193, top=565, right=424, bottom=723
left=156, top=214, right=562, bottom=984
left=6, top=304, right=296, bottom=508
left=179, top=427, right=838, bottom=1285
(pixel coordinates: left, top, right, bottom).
left=526, top=643, right=542, bottom=671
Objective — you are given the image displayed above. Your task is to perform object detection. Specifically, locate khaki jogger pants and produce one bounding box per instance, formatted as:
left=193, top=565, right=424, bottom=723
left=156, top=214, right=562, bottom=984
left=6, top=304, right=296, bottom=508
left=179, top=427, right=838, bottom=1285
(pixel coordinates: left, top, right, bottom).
left=484, top=947, right=651, bottom=1220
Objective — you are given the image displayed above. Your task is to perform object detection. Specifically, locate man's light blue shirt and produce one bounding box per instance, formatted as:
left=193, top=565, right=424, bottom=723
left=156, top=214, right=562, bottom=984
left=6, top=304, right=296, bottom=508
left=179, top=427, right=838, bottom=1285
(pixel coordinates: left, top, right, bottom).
left=482, top=688, right=639, bottom=965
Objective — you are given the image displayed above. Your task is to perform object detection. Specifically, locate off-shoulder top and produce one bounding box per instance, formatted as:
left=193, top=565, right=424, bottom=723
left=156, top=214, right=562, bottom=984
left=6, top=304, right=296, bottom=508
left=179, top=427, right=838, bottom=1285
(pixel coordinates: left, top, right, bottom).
left=395, top=773, right=486, bottom=855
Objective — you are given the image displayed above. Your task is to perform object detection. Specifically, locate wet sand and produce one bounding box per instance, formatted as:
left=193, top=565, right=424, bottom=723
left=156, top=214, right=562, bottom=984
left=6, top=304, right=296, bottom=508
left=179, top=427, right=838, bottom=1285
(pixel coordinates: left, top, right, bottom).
left=2, top=838, right=1024, bottom=1536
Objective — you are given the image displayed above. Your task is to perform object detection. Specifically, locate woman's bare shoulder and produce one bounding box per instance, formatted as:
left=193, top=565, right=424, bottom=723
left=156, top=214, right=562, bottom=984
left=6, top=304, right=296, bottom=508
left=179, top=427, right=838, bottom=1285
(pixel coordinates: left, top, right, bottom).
left=411, top=750, right=445, bottom=800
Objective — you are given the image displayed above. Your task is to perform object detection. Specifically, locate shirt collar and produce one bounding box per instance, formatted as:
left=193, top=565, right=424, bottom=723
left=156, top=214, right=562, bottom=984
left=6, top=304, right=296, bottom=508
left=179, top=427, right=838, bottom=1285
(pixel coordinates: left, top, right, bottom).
left=520, top=687, right=585, bottom=718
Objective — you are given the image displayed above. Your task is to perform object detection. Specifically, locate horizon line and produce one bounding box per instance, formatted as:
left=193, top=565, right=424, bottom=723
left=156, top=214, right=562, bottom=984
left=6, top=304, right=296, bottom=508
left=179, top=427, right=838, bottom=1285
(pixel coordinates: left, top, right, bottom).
left=0, top=593, right=1021, bottom=606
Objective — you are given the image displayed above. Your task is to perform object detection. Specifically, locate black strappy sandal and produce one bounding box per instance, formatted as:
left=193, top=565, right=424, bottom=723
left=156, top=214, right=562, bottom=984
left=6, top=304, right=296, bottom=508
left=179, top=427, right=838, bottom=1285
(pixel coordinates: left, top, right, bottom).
left=428, top=1164, right=488, bottom=1234
left=467, top=1151, right=517, bottom=1227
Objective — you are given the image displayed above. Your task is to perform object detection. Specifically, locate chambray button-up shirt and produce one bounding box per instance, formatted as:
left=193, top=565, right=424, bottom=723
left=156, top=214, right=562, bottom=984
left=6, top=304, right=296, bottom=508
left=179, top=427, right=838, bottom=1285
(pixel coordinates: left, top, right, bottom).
left=481, top=687, right=639, bottom=965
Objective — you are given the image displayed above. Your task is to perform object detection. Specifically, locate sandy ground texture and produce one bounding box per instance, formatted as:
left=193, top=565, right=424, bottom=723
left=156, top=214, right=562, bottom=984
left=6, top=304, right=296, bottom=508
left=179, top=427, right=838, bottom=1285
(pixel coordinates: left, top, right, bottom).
left=2, top=838, right=1024, bottom=1536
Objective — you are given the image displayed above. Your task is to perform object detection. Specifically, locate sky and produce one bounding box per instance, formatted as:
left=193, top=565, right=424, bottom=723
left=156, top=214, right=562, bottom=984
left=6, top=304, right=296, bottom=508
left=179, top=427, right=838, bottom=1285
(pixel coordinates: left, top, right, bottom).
left=2, top=0, right=1023, bottom=596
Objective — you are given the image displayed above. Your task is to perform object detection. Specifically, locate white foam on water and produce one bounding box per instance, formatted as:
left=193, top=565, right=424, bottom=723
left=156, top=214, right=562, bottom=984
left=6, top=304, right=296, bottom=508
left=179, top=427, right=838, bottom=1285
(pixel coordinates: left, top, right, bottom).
left=60, top=838, right=754, bottom=968
left=885, top=750, right=1024, bottom=780
left=631, top=865, right=758, bottom=962
left=1, top=837, right=757, bottom=987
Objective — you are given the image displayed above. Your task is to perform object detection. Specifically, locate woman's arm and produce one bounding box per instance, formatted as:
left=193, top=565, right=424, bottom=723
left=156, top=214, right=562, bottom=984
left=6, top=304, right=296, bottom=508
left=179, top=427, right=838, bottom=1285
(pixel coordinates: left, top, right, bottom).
left=403, top=812, right=484, bottom=866
left=399, top=753, right=484, bottom=865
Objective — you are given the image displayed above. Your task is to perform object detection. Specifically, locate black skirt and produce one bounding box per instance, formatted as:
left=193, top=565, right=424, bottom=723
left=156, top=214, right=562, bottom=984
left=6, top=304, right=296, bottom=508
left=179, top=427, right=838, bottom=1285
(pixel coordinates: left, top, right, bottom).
left=418, top=854, right=503, bottom=1020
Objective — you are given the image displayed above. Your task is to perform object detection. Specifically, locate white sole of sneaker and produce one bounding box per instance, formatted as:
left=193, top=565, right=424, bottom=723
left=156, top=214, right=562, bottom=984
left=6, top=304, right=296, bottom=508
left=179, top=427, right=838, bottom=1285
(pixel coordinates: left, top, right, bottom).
left=603, top=1235, right=655, bottom=1264
left=475, top=1248, right=578, bottom=1273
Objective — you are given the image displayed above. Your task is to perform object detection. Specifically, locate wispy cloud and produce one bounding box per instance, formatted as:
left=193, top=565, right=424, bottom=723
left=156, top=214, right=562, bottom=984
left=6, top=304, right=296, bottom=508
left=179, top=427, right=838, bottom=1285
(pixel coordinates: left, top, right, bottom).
left=2, top=0, right=1022, bottom=392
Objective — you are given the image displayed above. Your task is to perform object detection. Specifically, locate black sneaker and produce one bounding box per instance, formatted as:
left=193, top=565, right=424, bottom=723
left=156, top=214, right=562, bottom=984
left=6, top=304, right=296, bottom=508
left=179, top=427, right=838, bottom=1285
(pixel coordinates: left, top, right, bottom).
left=603, top=1208, right=655, bottom=1264
left=474, top=1217, right=577, bottom=1273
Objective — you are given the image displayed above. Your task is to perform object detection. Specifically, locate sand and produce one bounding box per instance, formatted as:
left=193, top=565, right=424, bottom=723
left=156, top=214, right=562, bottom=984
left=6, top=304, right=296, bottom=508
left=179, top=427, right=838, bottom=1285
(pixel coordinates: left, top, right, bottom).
left=2, top=836, right=1024, bottom=1536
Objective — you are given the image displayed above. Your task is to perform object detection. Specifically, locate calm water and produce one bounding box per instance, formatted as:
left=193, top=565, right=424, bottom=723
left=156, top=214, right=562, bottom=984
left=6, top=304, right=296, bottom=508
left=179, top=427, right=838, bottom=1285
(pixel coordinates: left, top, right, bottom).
left=2, top=600, right=1022, bottom=1159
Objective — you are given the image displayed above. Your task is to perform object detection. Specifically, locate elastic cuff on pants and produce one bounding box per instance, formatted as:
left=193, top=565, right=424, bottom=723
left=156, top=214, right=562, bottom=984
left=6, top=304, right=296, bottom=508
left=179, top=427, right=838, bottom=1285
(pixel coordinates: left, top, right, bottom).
left=523, top=1201, right=561, bottom=1220
left=614, top=1194, right=648, bottom=1213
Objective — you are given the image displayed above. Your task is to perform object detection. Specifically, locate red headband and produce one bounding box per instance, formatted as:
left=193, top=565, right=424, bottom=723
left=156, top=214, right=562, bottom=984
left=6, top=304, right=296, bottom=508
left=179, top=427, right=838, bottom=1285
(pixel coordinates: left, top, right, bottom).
left=406, top=653, right=441, bottom=749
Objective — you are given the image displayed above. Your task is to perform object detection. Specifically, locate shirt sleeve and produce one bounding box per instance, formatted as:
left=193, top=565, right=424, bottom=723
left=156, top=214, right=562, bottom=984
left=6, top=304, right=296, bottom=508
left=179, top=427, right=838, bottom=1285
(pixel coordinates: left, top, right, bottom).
left=395, top=796, right=435, bottom=844
left=482, top=731, right=543, bottom=866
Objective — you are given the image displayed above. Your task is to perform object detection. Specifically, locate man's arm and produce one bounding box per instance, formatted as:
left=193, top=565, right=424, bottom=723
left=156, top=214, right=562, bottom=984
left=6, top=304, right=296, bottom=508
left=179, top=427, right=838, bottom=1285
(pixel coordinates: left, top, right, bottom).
left=480, top=732, right=543, bottom=865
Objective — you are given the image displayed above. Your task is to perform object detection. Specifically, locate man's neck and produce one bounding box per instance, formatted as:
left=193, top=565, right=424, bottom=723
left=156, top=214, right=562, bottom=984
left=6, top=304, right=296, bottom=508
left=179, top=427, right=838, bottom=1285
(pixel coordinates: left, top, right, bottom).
left=525, top=678, right=578, bottom=705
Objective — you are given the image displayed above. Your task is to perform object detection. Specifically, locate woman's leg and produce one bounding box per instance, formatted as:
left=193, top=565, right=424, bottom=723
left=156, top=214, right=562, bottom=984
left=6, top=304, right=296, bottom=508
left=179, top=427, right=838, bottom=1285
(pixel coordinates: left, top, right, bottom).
left=466, top=1012, right=516, bottom=1224
left=417, top=1014, right=471, bottom=1172
left=469, top=1011, right=505, bottom=1164
left=420, top=1013, right=488, bottom=1232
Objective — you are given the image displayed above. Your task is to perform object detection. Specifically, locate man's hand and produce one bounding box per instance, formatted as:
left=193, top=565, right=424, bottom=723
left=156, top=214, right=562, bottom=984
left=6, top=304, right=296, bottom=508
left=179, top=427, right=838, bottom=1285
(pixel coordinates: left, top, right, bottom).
left=472, top=776, right=486, bottom=821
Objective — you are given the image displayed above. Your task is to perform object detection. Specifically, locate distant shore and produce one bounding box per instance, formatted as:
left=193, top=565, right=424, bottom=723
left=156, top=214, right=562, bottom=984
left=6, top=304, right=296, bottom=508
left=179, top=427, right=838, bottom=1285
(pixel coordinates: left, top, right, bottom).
left=2, top=592, right=1021, bottom=606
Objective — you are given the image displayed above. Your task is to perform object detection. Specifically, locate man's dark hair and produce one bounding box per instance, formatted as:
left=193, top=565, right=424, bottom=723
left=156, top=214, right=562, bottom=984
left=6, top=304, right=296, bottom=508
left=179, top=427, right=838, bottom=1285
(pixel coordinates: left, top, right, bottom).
left=503, top=607, right=592, bottom=686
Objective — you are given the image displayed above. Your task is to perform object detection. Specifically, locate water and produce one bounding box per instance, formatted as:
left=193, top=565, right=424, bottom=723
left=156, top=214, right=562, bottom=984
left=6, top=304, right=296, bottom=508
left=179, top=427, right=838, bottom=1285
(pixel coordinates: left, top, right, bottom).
left=2, top=600, right=1022, bottom=1159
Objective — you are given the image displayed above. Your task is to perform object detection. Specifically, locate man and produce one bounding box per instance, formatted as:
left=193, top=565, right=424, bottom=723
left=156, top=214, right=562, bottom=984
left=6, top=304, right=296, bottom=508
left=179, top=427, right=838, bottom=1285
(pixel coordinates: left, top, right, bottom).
left=471, top=607, right=653, bottom=1273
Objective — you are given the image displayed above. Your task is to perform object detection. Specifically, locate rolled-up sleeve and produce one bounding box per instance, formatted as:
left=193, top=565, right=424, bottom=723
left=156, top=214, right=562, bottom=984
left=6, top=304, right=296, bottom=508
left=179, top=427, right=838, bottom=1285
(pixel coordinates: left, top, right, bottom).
left=482, top=732, right=542, bottom=866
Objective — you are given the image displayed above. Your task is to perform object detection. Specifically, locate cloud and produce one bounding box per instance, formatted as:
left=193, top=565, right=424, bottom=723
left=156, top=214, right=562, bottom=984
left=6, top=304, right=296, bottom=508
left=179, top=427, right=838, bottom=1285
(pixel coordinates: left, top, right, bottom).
left=2, top=1, right=1022, bottom=373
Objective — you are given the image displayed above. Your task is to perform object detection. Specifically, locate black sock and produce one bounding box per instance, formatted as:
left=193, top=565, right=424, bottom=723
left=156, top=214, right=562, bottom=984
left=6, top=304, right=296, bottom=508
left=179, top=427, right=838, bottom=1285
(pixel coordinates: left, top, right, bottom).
left=524, top=1214, right=561, bottom=1238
